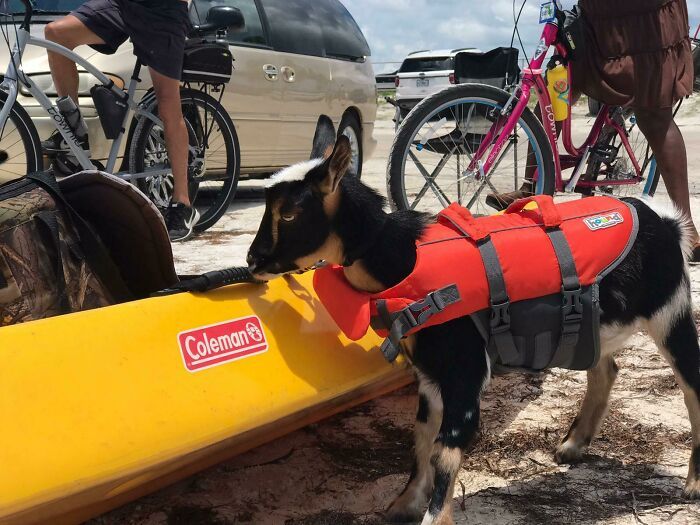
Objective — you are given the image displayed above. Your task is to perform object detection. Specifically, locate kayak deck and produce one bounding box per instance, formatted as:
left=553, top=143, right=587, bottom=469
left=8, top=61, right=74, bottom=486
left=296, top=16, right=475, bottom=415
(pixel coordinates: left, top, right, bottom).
left=0, top=273, right=411, bottom=525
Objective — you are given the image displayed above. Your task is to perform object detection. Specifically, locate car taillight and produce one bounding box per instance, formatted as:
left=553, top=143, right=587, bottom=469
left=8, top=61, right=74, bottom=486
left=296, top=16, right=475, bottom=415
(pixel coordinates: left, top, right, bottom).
left=395, top=76, right=400, bottom=87
left=449, top=72, right=456, bottom=84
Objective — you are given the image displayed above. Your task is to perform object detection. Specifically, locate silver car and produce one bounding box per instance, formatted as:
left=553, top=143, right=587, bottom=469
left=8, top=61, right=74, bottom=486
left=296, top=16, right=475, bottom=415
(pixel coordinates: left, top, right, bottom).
left=0, top=0, right=378, bottom=182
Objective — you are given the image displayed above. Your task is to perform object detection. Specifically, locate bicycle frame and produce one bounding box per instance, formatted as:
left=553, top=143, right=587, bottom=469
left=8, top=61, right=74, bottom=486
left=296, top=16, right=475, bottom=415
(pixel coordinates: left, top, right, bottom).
left=470, top=11, right=650, bottom=195
left=0, top=21, right=170, bottom=180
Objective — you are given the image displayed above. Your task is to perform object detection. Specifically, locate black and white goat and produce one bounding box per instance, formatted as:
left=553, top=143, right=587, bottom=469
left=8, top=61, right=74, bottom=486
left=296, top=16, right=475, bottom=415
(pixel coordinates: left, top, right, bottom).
left=248, top=116, right=700, bottom=525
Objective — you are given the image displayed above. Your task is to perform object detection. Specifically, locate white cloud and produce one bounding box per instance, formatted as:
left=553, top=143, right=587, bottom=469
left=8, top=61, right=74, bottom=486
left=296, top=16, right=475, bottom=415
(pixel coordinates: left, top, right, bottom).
left=342, top=0, right=700, bottom=73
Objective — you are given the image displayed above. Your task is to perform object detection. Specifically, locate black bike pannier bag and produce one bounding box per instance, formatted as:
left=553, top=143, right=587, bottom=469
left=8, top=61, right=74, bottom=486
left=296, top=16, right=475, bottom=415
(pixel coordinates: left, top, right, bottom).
left=182, top=41, right=233, bottom=84
left=455, top=47, right=520, bottom=88
left=558, top=5, right=587, bottom=61
left=91, top=85, right=128, bottom=139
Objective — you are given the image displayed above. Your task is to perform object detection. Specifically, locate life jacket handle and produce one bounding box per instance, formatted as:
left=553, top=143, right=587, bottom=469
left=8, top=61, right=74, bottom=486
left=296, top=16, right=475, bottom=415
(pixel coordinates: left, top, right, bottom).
left=437, top=203, right=490, bottom=241
left=505, top=195, right=562, bottom=229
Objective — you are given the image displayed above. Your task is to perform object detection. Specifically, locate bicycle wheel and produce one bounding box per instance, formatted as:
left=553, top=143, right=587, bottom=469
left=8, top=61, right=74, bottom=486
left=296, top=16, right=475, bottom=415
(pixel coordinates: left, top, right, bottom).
left=583, top=108, right=659, bottom=199
left=0, top=91, right=43, bottom=182
left=130, top=87, right=240, bottom=232
left=388, top=84, right=555, bottom=214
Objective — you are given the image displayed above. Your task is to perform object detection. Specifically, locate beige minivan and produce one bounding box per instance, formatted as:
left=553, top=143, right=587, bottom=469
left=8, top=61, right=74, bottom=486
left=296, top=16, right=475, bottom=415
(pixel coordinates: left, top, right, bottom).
left=0, top=0, right=377, bottom=180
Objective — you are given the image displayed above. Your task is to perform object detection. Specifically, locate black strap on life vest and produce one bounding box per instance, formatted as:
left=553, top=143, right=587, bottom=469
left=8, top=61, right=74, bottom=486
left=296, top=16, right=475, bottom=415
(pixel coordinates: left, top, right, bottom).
left=375, top=284, right=461, bottom=362
left=545, top=227, right=583, bottom=367
left=476, top=236, right=519, bottom=364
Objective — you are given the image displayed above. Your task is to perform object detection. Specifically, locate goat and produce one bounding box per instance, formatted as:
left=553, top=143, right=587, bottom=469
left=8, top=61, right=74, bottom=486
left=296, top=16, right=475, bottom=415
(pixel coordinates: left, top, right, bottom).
left=247, top=116, right=700, bottom=525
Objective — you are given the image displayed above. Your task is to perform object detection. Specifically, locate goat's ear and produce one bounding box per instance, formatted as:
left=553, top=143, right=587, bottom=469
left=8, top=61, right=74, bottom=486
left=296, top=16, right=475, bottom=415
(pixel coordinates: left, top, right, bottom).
left=310, top=115, right=336, bottom=160
left=316, top=135, right=352, bottom=195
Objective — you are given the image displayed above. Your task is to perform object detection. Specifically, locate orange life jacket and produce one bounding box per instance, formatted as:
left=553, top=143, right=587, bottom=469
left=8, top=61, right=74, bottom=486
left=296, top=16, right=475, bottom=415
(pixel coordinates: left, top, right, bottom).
left=313, top=195, right=638, bottom=370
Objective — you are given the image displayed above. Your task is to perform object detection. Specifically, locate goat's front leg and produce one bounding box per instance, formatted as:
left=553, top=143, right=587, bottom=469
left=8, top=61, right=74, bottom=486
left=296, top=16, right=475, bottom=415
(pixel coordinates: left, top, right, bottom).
left=386, top=377, right=443, bottom=522
left=421, top=353, right=489, bottom=524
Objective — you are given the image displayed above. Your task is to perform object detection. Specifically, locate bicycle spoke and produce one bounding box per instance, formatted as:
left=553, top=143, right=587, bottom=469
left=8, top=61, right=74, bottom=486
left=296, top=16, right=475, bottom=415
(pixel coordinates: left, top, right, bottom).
left=409, top=150, right=450, bottom=208
left=465, top=139, right=516, bottom=208
left=410, top=147, right=458, bottom=209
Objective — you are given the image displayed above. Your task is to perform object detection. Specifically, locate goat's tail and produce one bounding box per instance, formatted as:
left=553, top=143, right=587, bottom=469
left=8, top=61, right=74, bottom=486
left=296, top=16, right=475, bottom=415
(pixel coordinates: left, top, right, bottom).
left=641, top=198, right=694, bottom=261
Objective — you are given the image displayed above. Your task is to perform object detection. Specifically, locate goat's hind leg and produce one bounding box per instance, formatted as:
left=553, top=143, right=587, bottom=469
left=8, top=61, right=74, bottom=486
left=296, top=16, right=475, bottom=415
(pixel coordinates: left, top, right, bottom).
left=555, top=353, right=619, bottom=463
left=386, top=377, right=443, bottom=522
left=647, top=299, right=700, bottom=499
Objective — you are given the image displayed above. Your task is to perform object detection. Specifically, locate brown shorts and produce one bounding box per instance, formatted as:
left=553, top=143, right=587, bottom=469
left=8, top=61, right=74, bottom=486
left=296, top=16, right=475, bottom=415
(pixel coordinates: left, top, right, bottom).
left=572, top=0, right=693, bottom=109
left=72, top=0, right=191, bottom=80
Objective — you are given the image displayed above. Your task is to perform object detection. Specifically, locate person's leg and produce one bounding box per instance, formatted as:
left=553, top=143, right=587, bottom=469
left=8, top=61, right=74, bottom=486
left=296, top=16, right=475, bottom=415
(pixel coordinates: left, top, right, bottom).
left=44, top=15, right=105, bottom=103
left=486, top=90, right=581, bottom=210
left=149, top=67, right=190, bottom=207
left=635, top=107, right=699, bottom=244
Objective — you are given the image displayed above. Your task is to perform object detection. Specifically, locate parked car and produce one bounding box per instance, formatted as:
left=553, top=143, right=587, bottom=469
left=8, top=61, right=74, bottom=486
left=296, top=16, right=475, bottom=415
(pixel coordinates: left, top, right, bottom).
left=0, top=0, right=377, bottom=181
left=393, top=48, right=480, bottom=125
left=375, top=70, right=398, bottom=90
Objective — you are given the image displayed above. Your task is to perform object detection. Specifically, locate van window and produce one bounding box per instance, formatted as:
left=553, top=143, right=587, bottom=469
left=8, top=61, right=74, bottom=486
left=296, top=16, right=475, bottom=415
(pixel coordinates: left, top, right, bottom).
left=400, top=57, right=453, bottom=73
left=7, top=0, right=82, bottom=13
left=315, top=0, right=370, bottom=60
left=261, top=0, right=324, bottom=57
left=190, top=0, right=268, bottom=47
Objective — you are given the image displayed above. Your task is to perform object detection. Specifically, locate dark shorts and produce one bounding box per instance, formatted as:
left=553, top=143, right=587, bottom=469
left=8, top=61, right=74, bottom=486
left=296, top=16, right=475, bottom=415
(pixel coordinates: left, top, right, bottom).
left=573, top=0, right=692, bottom=108
left=72, top=0, right=191, bottom=80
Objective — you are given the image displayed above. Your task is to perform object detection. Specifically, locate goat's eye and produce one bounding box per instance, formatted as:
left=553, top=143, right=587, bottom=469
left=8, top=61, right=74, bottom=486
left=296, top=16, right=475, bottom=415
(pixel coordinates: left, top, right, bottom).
left=281, top=214, right=296, bottom=222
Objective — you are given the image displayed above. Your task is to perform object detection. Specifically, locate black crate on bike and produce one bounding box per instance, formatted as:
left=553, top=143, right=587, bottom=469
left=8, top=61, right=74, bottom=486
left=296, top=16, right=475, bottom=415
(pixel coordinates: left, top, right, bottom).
left=182, top=41, right=233, bottom=84
left=455, top=47, right=520, bottom=88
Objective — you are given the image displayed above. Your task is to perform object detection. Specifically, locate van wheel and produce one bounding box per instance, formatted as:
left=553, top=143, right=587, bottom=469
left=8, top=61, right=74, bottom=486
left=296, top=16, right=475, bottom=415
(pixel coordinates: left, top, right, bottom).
left=339, top=113, right=363, bottom=178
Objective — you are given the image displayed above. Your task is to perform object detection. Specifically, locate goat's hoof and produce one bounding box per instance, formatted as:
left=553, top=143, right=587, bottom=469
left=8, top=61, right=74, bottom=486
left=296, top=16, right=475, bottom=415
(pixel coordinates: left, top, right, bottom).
left=423, top=512, right=455, bottom=525
left=683, top=479, right=700, bottom=499
left=554, top=441, right=584, bottom=464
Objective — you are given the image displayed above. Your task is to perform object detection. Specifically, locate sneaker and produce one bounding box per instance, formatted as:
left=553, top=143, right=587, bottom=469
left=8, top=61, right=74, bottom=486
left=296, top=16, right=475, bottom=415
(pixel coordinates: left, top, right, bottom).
left=41, top=129, right=90, bottom=156
left=485, top=182, right=534, bottom=211
left=165, top=201, right=200, bottom=242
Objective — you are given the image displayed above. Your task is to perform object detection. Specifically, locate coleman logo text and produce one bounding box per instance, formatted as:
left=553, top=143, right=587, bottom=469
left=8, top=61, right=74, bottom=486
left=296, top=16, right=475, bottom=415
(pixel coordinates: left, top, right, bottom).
left=178, top=316, right=268, bottom=372
left=584, top=212, right=624, bottom=231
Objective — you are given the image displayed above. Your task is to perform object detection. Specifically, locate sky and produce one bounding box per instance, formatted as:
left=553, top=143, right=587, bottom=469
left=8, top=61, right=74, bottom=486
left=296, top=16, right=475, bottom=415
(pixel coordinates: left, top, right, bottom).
left=342, top=0, right=700, bottom=73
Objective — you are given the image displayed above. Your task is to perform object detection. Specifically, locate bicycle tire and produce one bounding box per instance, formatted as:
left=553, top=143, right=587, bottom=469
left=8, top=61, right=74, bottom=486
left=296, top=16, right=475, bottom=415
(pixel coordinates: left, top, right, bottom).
left=0, top=90, right=43, bottom=180
left=129, top=87, right=240, bottom=233
left=387, top=84, right=555, bottom=212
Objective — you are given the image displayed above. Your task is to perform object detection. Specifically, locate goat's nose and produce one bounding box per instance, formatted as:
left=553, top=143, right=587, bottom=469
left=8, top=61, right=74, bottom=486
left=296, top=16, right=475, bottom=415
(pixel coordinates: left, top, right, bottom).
left=247, top=252, right=263, bottom=272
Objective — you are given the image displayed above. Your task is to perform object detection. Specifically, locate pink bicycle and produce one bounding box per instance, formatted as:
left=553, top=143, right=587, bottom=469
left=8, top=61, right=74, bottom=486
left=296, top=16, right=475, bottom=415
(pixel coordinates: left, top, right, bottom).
left=387, top=2, right=659, bottom=214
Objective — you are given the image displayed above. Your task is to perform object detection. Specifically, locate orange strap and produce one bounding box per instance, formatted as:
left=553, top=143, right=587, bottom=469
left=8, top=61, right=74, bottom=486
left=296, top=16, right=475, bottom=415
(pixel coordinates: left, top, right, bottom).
left=437, top=203, right=490, bottom=241
left=506, top=195, right=562, bottom=229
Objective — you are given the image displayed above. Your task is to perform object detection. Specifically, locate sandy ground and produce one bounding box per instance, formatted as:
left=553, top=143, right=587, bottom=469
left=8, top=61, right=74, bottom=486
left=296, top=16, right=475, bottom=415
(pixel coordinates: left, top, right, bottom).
left=89, top=98, right=700, bottom=525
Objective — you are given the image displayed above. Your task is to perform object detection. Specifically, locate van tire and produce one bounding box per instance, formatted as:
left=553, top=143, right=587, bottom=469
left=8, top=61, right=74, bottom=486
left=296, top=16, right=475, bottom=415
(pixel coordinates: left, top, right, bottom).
left=339, top=113, right=363, bottom=178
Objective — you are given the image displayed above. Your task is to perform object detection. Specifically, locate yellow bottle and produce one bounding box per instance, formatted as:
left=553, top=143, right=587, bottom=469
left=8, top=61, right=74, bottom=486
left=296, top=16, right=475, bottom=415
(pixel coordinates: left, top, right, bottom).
left=547, top=62, right=570, bottom=121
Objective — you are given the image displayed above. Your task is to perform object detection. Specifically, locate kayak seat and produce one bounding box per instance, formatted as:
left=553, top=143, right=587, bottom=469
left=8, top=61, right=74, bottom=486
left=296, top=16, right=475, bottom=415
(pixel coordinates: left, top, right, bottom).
left=59, top=171, right=179, bottom=299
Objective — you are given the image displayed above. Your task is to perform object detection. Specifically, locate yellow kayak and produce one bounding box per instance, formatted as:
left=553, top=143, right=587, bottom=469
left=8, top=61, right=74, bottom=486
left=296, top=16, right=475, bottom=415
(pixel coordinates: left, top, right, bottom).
left=0, top=273, right=411, bottom=525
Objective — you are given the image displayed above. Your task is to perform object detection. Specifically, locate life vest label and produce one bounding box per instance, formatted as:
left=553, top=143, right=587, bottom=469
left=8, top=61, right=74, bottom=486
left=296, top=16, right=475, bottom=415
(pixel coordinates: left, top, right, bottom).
left=178, top=316, right=268, bottom=372
left=584, top=212, right=624, bottom=231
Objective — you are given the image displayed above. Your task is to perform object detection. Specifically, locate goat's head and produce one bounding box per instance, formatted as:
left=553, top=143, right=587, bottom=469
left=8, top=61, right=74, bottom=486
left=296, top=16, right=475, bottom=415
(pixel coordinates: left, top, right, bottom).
left=247, top=116, right=354, bottom=280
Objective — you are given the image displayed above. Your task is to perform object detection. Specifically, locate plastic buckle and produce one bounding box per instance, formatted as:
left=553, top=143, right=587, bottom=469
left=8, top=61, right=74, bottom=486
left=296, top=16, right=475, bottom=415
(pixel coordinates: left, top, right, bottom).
left=562, top=286, right=583, bottom=323
left=490, top=299, right=511, bottom=334
left=380, top=339, right=401, bottom=363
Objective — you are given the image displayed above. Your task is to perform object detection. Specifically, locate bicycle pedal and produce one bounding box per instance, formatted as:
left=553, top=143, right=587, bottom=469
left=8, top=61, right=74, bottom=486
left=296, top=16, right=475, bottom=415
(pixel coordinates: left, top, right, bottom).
left=591, top=144, right=618, bottom=164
